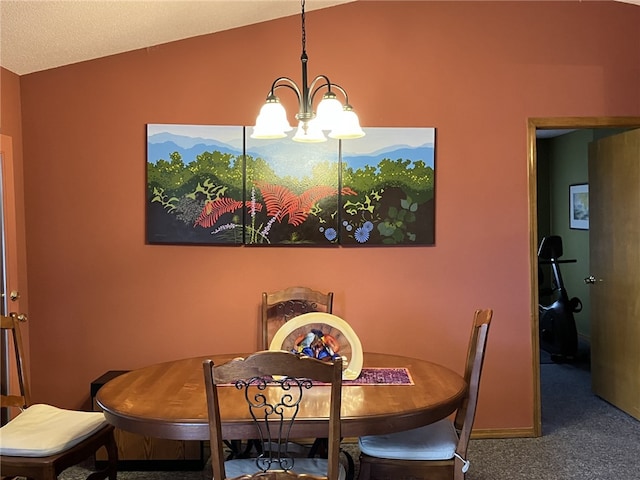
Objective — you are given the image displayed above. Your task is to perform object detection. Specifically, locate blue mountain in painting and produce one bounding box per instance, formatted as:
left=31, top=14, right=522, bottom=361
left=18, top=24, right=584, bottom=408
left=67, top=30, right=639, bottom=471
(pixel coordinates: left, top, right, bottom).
left=147, top=131, right=433, bottom=170
left=342, top=145, right=435, bottom=170
left=147, top=133, right=242, bottom=163
left=246, top=143, right=434, bottom=168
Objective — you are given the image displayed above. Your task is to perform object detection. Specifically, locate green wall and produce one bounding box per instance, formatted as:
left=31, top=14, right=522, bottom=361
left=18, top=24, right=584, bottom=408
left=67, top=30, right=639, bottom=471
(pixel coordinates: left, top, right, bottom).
left=537, top=130, right=591, bottom=338
left=537, top=129, right=628, bottom=340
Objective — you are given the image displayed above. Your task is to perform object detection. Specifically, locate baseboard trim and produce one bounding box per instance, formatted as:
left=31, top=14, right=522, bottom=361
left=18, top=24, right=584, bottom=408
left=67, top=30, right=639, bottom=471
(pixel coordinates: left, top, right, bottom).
left=471, top=427, right=537, bottom=439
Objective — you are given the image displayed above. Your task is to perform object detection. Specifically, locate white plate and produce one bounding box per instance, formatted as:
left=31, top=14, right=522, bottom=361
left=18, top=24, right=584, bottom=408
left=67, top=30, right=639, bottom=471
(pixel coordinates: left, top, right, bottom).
left=269, top=312, right=363, bottom=380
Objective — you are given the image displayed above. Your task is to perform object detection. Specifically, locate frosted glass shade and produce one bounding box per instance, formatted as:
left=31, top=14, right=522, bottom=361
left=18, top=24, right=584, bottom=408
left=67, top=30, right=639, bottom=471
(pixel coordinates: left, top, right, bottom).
left=251, top=100, right=292, bottom=139
left=292, top=120, right=327, bottom=143
left=328, top=109, right=365, bottom=139
left=314, top=94, right=344, bottom=130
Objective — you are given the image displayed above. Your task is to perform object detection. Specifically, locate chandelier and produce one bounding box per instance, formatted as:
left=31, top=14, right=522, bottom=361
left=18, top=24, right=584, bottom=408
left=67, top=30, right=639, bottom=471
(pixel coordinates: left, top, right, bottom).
left=251, top=0, right=365, bottom=143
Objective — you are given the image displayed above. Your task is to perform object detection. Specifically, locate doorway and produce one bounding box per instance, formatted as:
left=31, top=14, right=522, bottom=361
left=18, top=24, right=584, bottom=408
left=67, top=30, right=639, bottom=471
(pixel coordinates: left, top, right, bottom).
left=527, top=117, right=640, bottom=436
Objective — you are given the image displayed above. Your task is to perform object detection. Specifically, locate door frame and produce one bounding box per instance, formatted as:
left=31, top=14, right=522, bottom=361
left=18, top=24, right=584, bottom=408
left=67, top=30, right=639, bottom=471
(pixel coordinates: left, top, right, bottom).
left=1, top=134, right=19, bottom=424
left=527, top=116, right=640, bottom=436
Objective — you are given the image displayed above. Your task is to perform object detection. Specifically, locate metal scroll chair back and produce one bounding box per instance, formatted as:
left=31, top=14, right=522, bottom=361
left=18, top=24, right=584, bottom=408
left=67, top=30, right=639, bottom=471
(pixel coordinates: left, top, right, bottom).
left=261, top=287, right=334, bottom=350
left=203, top=351, right=344, bottom=480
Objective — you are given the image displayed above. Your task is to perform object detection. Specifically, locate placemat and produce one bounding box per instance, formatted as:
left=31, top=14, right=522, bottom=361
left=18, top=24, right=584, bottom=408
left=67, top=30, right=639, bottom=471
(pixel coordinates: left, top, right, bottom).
left=219, top=367, right=413, bottom=386
left=344, top=367, right=414, bottom=385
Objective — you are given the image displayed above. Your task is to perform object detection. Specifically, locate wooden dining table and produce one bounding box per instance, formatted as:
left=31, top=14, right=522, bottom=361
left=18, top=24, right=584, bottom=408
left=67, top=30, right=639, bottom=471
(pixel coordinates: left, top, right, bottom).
left=96, top=352, right=466, bottom=441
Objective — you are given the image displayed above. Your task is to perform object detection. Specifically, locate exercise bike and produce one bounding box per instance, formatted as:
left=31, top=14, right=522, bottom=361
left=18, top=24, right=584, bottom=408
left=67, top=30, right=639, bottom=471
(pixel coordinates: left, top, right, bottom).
left=538, top=235, right=581, bottom=362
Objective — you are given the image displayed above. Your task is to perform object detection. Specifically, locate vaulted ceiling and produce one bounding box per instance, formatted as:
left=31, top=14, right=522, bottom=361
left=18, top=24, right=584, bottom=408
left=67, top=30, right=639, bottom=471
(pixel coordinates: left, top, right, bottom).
left=1, top=1, right=637, bottom=76
left=0, top=0, right=355, bottom=75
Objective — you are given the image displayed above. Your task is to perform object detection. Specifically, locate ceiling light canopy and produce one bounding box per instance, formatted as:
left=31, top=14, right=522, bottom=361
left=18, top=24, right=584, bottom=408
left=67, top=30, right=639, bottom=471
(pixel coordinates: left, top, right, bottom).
left=251, top=0, right=364, bottom=143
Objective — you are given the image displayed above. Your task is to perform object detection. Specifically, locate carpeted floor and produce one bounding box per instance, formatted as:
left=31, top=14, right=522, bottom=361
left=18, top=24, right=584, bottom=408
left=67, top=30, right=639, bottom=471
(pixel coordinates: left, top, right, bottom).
left=60, top=354, right=640, bottom=480
left=466, top=360, right=639, bottom=479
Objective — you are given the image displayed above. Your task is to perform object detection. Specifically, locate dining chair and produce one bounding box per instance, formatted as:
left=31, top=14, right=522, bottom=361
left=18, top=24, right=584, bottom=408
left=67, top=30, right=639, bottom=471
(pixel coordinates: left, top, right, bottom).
left=223, top=287, right=334, bottom=464
left=259, top=288, right=341, bottom=464
left=202, top=350, right=346, bottom=480
left=261, top=286, right=334, bottom=350
left=0, top=313, right=118, bottom=480
left=358, top=308, right=493, bottom=480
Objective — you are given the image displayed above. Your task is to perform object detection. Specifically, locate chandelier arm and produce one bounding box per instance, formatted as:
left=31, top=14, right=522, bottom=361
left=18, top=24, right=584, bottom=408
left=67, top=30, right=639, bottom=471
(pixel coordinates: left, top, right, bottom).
left=269, top=77, right=302, bottom=101
left=308, top=75, right=332, bottom=94
left=327, top=83, right=349, bottom=105
left=308, top=75, right=331, bottom=105
left=272, top=80, right=312, bottom=122
left=309, top=79, right=351, bottom=107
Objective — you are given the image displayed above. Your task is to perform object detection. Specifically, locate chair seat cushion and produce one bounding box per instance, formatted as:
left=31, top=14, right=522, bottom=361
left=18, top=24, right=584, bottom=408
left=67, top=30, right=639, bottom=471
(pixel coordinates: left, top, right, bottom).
left=358, top=418, right=459, bottom=460
left=0, top=403, right=109, bottom=457
left=225, top=457, right=347, bottom=479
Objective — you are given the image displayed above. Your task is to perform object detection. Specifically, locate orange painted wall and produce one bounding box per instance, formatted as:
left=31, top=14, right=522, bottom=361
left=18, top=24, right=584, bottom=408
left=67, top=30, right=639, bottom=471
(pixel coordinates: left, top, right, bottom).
left=11, top=1, right=640, bottom=434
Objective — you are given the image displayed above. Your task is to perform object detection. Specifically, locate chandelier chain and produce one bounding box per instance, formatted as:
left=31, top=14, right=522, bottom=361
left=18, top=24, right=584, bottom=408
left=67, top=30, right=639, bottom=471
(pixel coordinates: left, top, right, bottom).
left=301, top=0, right=306, bottom=55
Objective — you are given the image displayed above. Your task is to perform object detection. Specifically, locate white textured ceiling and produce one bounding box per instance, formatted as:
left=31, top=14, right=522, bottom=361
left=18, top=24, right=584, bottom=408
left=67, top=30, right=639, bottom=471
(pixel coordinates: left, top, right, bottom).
left=0, top=0, right=637, bottom=76
left=0, top=0, right=355, bottom=76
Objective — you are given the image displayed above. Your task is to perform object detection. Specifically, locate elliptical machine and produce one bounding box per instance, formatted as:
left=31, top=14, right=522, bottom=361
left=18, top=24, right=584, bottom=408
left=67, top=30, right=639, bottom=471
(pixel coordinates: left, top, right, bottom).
left=538, top=235, right=581, bottom=362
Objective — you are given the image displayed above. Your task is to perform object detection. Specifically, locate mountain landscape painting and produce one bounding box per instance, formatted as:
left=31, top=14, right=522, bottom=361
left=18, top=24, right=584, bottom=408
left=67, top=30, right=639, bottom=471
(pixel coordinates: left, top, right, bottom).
left=340, top=127, right=436, bottom=246
left=147, top=124, right=245, bottom=245
left=245, top=135, right=342, bottom=245
left=146, top=124, right=435, bottom=246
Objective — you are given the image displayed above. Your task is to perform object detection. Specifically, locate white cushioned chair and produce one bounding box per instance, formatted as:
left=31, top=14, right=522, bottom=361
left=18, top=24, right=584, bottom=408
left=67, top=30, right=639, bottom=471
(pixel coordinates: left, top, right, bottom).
left=358, top=309, right=493, bottom=480
left=0, top=313, right=117, bottom=480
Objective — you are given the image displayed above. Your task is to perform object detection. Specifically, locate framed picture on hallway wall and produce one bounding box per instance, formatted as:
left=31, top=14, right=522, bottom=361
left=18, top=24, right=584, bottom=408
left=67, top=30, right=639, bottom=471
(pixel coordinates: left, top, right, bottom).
left=569, top=183, right=589, bottom=230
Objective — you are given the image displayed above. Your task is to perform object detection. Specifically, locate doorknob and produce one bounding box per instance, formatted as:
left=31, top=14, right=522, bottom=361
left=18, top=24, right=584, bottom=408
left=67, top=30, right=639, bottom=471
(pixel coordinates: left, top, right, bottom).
left=584, top=275, right=601, bottom=285
left=9, top=290, right=20, bottom=301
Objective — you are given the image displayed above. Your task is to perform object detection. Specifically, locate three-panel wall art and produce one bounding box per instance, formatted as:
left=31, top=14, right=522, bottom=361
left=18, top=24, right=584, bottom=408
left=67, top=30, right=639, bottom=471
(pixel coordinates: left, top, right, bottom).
left=147, top=125, right=436, bottom=246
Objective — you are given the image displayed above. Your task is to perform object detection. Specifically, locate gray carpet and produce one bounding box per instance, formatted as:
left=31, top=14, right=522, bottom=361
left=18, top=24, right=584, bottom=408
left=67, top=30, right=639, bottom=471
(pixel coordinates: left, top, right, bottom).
left=60, top=358, right=640, bottom=480
left=466, top=360, right=640, bottom=479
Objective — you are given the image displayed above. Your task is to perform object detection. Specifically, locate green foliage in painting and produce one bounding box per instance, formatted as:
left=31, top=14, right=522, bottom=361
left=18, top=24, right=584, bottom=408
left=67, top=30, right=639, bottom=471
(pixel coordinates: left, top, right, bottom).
left=340, top=157, right=434, bottom=245
left=148, top=148, right=346, bottom=245
left=377, top=195, right=419, bottom=244
left=342, top=158, right=434, bottom=204
left=147, top=150, right=247, bottom=244
left=148, top=151, right=244, bottom=199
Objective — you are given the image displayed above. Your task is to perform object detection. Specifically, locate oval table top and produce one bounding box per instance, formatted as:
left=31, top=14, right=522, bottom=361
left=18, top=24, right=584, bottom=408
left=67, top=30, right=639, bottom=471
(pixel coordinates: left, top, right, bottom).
left=96, top=352, right=466, bottom=441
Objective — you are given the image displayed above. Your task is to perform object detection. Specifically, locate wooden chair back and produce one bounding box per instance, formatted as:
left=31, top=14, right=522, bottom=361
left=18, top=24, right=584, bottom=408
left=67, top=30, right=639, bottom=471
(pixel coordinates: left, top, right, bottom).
left=261, top=287, right=334, bottom=349
left=358, top=308, right=492, bottom=480
left=454, top=309, right=492, bottom=430
left=1, top=313, right=31, bottom=412
left=203, top=351, right=343, bottom=480
left=452, top=308, right=493, bottom=475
